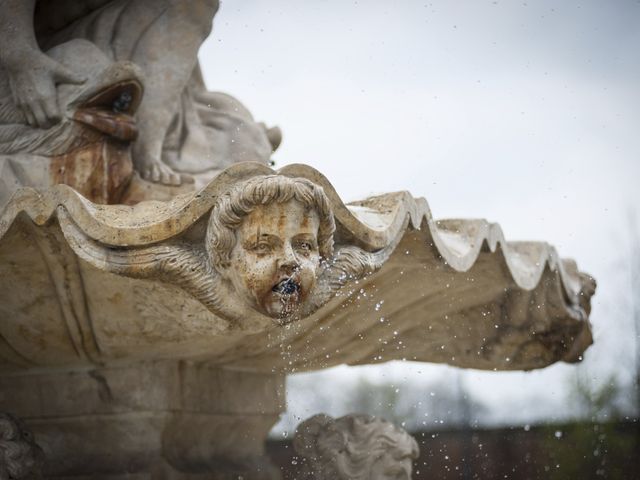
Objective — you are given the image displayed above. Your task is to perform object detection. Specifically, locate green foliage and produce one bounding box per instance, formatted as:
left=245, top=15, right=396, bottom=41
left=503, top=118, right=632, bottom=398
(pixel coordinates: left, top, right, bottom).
left=542, top=422, right=637, bottom=480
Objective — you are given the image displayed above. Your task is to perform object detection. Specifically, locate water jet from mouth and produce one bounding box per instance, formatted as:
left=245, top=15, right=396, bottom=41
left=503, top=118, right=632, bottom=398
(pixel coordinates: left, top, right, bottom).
left=273, top=278, right=300, bottom=296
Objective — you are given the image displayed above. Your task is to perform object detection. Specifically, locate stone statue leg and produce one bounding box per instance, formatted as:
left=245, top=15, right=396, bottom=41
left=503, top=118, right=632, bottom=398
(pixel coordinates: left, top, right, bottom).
left=114, top=0, right=219, bottom=186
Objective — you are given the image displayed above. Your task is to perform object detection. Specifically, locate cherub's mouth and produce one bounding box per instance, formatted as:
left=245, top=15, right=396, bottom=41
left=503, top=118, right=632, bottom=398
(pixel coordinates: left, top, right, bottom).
left=272, top=278, right=301, bottom=296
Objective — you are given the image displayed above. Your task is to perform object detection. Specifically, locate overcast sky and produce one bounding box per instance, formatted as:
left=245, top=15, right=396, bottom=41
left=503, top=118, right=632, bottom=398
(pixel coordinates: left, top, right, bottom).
left=198, top=0, right=640, bottom=428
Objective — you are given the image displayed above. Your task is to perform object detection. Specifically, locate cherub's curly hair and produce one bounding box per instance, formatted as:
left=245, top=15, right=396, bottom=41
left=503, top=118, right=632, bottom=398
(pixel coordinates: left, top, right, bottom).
left=206, top=175, right=335, bottom=269
left=293, top=414, right=419, bottom=479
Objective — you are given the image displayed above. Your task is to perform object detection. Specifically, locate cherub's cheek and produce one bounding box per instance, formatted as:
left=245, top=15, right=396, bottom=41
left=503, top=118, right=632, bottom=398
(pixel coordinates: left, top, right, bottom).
left=246, top=258, right=277, bottom=289
left=301, top=257, right=319, bottom=276
left=298, top=264, right=318, bottom=293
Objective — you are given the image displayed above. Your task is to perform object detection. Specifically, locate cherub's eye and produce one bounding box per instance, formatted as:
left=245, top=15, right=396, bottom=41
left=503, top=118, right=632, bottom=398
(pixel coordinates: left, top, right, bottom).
left=295, top=242, right=313, bottom=255
left=253, top=242, right=271, bottom=254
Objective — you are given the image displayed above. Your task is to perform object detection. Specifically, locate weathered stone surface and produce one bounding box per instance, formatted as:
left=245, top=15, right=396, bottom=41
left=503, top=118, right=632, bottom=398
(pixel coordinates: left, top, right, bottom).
left=0, top=3, right=596, bottom=479
left=0, top=412, right=44, bottom=480
left=0, top=163, right=594, bottom=374
left=0, top=364, right=285, bottom=479
left=0, top=164, right=594, bottom=477
left=0, top=1, right=279, bottom=198
left=0, top=39, right=142, bottom=206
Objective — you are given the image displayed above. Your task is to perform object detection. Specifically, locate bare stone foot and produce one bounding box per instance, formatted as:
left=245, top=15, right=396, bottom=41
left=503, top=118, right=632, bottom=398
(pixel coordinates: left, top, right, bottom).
left=137, top=158, right=193, bottom=186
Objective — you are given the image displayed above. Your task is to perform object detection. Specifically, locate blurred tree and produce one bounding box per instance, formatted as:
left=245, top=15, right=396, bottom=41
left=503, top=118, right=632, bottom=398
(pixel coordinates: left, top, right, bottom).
left=570, top=370, right=623, bottom=421
left=344, top=377, right=409, bottom=426
left=344, top=372, right=486, bottom=432
left=629, top=209, right=640, bottom=417
left=566, top=208, right=640, bottom=423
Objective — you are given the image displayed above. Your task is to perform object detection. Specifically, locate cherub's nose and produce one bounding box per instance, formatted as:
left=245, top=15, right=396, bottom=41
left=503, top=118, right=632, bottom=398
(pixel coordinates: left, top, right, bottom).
left=278, top=243, right=299, bottom=272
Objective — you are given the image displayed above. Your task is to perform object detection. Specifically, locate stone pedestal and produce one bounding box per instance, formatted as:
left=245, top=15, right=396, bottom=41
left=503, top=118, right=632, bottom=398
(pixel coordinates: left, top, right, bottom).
left=0, top=362, right=284, bottom=479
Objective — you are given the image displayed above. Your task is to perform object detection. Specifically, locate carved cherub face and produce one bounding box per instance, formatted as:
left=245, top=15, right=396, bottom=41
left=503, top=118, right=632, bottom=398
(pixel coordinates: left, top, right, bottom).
left=293, top=414, right=419, bottom=480
left=225, top=199, right=321, bottom=319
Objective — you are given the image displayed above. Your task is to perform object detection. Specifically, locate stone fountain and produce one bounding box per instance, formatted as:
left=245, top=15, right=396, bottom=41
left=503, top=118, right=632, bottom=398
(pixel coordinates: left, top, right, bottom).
left=0, top=2, right=594, bottom=479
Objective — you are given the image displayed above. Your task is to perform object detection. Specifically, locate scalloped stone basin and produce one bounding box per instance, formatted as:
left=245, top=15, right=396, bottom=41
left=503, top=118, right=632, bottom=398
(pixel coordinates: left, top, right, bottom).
left=0, top=163, right=593, bottom=372
left=0, top=163, right=594, bottom=479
